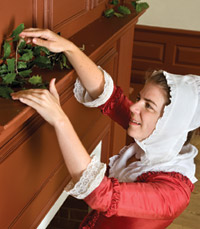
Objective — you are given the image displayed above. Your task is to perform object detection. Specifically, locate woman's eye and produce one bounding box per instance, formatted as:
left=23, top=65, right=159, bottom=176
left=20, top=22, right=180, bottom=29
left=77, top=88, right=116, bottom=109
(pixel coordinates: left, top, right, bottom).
left=145, top=103, right=152, bottom=109
left=136, top=96, right=140, bottom=102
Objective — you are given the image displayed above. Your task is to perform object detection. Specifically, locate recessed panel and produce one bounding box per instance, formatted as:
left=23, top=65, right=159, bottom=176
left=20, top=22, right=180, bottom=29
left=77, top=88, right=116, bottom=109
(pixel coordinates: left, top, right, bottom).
left=133, top=41, right=165, bottom=63
left=175, top=46, right=200, bottom=67
left=52, top=0, right=89, bottom=29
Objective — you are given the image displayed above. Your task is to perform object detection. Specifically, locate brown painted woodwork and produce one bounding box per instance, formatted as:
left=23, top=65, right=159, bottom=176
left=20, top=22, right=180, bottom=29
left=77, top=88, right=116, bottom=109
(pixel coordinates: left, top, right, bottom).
left=132, top=25, right=200, bottom=84
left=0, top=3, right=145, bottom=227
left=0, top=1, right=107, bottom=52
left=44, top=0, right=108, bottom=38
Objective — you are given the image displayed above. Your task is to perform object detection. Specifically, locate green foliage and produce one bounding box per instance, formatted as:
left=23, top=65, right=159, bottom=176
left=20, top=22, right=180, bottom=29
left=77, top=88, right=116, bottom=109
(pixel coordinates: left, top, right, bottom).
left=0, top=23, right=73, bottom=99
left=33, top=56, right=51, bottom=69
left=3, top=73, right=16, bottom=84
left=19, top=49, right=34, bottom=61
left=136, top=2, right=149, bottom=13
left=18, top=69, right=32, bottom=77
left=17, top=61, right=27, bottom=69
left=131, top=1, right=149, bottom=13
left=28, top=75, right=42, bottom=85
left=0, top=86, right=14, bottom=99
left=11, top=23, right=25, bottom=41
left=7, top=58, right=15, bottom=72
left=104, top=0, right=149, bottom=18
left=114, top=12, right=124, bottom=18
left=110, top=0, right=119, bottom=5
left=104, top=8, right=115, bottom=18
left=0, top=64, right=8, bottom=75
left=118, top=6, right=131, bottom=15
left=3, top=41, right=11, bottom=59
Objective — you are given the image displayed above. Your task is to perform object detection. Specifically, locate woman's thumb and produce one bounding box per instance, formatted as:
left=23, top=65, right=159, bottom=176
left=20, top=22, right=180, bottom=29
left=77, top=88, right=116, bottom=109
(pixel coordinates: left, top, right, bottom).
left=49, top=78, right=60, bottom=103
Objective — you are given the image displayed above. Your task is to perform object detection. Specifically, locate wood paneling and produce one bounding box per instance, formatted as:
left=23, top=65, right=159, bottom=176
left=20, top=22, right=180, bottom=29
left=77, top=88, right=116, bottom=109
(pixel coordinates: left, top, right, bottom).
left=44, top=0, right=108, bottom=38
left=132, top=25, right=200, bottom=84
left=133, top=41, right=165, bottom=63
left=44, top=0, right=90, bottom=30
left=175, top=45, right=200, bottom=67
left=0, top=0, right=38, bottom=53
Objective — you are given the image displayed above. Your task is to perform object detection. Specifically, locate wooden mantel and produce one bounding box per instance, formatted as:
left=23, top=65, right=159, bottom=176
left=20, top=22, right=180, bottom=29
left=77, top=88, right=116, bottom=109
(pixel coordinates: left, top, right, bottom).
left=0, top=3, right=145, bottom=228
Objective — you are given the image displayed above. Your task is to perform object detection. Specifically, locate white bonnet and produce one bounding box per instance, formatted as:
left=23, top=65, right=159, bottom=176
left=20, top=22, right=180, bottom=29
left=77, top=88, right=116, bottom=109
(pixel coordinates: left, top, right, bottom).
left=135, top=71, right=200, bottom=165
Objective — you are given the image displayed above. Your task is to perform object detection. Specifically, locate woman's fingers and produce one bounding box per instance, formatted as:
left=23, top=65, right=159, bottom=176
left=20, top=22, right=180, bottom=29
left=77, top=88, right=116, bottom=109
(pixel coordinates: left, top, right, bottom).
left=31, top=37, right=53, bottom=50
left=20, top=28, right=52, bottom=40
left=20, top=28, right=68, bottom=53
left=49, top=78, right=60, bottom=103
left=11, top=88, right=64, bottom=126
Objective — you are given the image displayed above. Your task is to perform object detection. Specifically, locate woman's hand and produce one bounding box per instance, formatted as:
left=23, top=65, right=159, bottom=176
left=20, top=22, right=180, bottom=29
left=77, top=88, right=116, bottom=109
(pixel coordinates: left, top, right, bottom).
left=20, top=28, right=74, bottom=54
left=12, top=78, right=92, bottom=182
left=20, top=27, right=105, bottom=99
left=11, top=78, right=67, bottom=127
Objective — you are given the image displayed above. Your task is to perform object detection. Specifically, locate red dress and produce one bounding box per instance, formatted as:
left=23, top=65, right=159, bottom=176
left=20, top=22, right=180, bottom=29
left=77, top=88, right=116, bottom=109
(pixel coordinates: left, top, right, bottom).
left=79, top=86, right=194, bottom=229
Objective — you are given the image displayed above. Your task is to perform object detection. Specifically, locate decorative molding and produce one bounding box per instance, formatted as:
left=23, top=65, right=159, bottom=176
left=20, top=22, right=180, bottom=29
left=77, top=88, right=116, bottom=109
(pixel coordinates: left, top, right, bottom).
left=44, top=0, right=90, bottom=30
left=134, top=41, right=165, bottom=63
left=175, top=45, right=200, bottom=67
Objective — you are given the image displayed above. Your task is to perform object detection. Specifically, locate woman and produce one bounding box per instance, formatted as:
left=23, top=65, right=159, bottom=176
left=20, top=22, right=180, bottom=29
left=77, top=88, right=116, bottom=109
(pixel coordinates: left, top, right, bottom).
left=11, top=29, right=200, bottom=228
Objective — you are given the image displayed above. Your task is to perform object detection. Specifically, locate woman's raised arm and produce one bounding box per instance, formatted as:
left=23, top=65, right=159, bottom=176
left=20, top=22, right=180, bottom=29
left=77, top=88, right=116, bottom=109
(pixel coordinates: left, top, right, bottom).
left=20, top=28, right=105, bottom=99
left=11, top=79, right=92, bottom=183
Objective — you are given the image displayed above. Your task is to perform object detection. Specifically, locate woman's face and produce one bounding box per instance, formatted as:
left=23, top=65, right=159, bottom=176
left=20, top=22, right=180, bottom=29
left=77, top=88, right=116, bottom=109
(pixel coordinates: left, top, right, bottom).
left=127, top=83, right=168, bottom=141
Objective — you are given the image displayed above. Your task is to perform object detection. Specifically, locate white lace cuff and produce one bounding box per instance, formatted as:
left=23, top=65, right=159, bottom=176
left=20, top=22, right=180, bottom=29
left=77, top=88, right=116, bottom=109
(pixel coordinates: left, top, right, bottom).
left=64, top=155, right=107, bottom=199
left=73, top=66, right=114, bottom=107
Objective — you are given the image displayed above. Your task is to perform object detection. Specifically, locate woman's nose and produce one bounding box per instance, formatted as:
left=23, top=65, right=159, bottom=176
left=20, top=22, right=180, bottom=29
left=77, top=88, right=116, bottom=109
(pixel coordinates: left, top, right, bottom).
left=130, top=102, right=141, bottom=114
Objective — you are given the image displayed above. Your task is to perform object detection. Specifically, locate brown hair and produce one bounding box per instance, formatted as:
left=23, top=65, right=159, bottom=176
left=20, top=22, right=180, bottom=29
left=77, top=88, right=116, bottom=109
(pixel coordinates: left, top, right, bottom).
left=145, top=70, right=171, bottom=105
left=145, top=70, right=194, bottom=145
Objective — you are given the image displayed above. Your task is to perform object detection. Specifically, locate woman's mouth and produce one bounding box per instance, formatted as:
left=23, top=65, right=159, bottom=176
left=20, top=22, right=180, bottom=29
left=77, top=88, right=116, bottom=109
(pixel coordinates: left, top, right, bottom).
left=129, top=119, right=141, bottom=126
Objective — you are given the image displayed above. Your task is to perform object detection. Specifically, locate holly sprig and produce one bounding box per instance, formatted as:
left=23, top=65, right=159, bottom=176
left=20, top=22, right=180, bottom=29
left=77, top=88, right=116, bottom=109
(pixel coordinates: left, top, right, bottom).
left=104, top=0, right=149, bottom=18
left=0, top=23, right=72, bottom=99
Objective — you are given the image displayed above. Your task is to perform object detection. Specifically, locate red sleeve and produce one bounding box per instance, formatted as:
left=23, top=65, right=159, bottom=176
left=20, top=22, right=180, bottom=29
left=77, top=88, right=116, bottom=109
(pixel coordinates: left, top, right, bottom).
left=98, top=86, right=133, bottom=129
left=84, top=172, right=194, bottom=220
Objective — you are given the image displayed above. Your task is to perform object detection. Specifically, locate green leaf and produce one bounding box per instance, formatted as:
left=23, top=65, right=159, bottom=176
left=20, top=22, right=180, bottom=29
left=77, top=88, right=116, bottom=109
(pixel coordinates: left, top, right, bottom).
left=136, top=2, right=149, bottom=13
left=104, top=8, right=115, bottom=18
left=114, top=12, right=124, bottom=18
left=11, top=23, right=25, bottom=41
left=18, top=69, right=32, bottom=77
left=33, top=46, right=41, bottom=56
left=3, top=41, right=11, bottom=59
left=110, top=0, right=119, bottom=5
left=17, top=61, right=27, bottom=69
left=0, top=64, right=8, bottom=75
left=28, top=75, right=42, bottom=85
left=3, top=73, right=16, bottom=84
left=40, top=46, right=51, bottom=55
left=0, top=86, right=14, bottom=99
left=33, top=46, right=51, bottom=56
left=118, top=6, right=131, bottom=15
left=19, top=49, right=33, bottom=61
left=33, top=56, right=51, bottom=68
left=7, top=58, right=15, bottom=72
left=18, top=39, right=26, bottom=50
